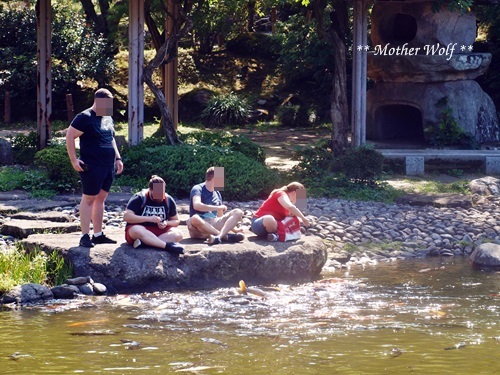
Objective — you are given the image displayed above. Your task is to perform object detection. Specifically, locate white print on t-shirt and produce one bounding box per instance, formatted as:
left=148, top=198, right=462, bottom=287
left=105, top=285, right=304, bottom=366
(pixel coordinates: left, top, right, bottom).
left=142, top=205, right=167, bottom=219
left=100, top=116, right=114, bottom=131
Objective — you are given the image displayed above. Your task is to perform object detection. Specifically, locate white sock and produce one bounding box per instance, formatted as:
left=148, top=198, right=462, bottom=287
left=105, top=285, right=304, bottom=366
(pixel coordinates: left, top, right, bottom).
left=93, top=231, right=103, bottom=237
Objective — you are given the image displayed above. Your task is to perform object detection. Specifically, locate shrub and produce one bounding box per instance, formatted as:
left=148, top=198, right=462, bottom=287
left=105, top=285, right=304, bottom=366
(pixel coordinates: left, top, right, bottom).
left=119, top=143, right=279, bottom=200
left=200, top=93, right=250, bottom=128
left=34, top=144, right=80, bottom=193
left=424, top=98, right=478, bottom=149
left=336, top=146, right=385, bottom=185
left=179, top=130, right=266, bottom=164
left=226, top=33, right=280, bottom=59
left=289, top=141, right=391, bottom=201
left=0, top=166, right=25, bottom=191
left=276, top=105, right=310, bottom=128
left=8, top=131, right=38, bottom=165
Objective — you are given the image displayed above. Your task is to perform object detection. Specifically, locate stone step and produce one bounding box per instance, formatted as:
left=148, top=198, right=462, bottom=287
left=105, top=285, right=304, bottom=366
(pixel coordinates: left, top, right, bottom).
left=1, top=219, right=80, bottom=239
left=10, top=211, right=72, bottom=222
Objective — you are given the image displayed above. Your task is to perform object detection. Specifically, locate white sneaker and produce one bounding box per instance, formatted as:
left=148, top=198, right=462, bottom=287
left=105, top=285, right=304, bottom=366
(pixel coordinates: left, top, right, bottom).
left=133, top=238, right=142, bottom=249
left=267, top=233, right=278, bottom=242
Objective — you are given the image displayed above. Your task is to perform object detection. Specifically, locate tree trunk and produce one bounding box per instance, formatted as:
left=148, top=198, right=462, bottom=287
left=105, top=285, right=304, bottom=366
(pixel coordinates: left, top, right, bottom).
left=143, top=39, right=182, bottom=145
left=329, top=26, right=349, bottom=154
left=313, top=0, right=350, bottom=155
left=142, top=3, right=193, bottom=145
left=248, top=1, right=256, bottom=32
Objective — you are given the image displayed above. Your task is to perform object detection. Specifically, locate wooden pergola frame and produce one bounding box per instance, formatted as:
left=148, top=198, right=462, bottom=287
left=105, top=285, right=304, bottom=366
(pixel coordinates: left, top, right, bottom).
left=35, top=0, right=369, bottom=149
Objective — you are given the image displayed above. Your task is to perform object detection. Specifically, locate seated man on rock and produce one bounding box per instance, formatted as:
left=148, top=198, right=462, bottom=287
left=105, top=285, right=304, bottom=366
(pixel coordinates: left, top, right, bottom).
left=123, top=175, right=184, bottom=254
left=187, top=166, right=245, bottom=245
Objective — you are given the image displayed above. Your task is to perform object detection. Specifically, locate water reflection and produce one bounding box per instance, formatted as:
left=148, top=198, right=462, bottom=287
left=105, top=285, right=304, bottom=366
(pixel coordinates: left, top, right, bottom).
left=1, top=257, right=499, bottom=374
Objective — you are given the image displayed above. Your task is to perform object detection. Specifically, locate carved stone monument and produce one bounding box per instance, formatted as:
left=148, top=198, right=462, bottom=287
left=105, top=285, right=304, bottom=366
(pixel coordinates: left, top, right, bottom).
left=367, top=0, right=499, bottom=144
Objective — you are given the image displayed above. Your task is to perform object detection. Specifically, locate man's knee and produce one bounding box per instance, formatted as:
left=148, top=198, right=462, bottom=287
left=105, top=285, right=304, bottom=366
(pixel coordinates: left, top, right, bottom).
left=190, top=214, right=205, bottom=227
left=230, top=208, right=244, bottom=220
left=81, top=194, right=97, bottom=206
left=169, top=228, right=183, bottom=242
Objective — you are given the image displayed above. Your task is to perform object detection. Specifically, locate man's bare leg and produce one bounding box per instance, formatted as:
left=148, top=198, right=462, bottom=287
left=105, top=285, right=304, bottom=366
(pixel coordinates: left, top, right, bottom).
left=219, top=209, right=244, bottom=239
left=91, top=189, right=109, bottom=234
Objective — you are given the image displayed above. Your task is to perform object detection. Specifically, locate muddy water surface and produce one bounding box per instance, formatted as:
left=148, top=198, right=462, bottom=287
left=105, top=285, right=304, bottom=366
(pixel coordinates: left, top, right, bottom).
left=1, top=257, right=498, bottom=374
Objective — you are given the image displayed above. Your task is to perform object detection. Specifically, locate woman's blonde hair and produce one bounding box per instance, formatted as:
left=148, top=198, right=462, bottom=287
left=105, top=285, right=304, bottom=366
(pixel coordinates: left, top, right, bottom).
left=269, top=181, right=304, bottom=197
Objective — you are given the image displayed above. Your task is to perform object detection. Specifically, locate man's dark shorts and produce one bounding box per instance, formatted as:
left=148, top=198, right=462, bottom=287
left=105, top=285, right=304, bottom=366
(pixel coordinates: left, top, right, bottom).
left=79, top=164, right=115, bottom=196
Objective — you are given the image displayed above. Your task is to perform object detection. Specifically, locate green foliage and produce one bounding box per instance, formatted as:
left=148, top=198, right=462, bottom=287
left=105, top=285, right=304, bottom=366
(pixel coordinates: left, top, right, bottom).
left=200, top=93, right=250, bottom=128
left=0, top=245, right=72, bottom=294
left=274, top=13, right=333, bottom=86
left=21, top=169, right=59, bottom=198
left=0, top=166, right=25, bottom=191
left=293, top=141, right=385, bottom=183
left=119, top=143, right=279, bottom=201
left=424, top=99, right=478, bottom=148
left=179, top=130, right=266, bottom=164
left=0, top=5, right=114, bottom=120
left=276, top=105, right=310, bottom=128
left=336, top=146, right=386, bottom=185
left=8, top=131, right=38, bottom=165
left=425, top=106, right=464, bottom=147
left=476, top=5, right=500, bottom=112
left=432, top=0, right=473, bottom=12
left=34, top=144, right=80, bottom=193
left=226, top=32, right=280, bottom=59
left=295, top=173, right=403, bottom=202
left=289, top=141, right=394, bottom=201
left=0, top=165, right=58, bottom=198
left=191, top=0, right=247, bottom=54
left=447, top=169, right=464, bottom=178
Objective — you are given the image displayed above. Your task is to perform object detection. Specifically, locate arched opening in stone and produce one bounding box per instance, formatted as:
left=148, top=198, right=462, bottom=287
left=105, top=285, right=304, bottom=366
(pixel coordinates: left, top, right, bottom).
left=372, top=104, right=425, bottom=142
left=379, top=13, right=417, bottom=44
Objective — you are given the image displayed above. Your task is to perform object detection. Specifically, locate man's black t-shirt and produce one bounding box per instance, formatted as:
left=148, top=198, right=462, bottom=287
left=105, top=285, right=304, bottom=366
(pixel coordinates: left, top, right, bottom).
left=70, top=108, right=115, bottom=166
left=125, top=192, right=178, bottom=227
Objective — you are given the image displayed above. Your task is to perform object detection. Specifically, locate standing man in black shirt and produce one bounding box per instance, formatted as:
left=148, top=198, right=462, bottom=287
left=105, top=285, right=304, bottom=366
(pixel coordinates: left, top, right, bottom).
left=66, top=88, right=124, bottom=247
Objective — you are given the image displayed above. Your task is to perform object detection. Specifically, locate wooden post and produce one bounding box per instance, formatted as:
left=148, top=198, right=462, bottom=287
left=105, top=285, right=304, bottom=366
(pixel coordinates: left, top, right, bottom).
left=164, top=0, right=178, bottom=129
left=36, top=0, right=52, bottom=150
left=351, top=0, right=368, bottom=147
left=128, top=0, right=145, bottom=145
left=4, top=91, right=11, bottom=124
left=66, top=93, right=74, bottom=122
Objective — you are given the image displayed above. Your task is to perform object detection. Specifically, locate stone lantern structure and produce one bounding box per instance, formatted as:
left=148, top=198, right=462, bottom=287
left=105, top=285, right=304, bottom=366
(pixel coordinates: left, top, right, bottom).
left=366, top=0, right=499, bottom=144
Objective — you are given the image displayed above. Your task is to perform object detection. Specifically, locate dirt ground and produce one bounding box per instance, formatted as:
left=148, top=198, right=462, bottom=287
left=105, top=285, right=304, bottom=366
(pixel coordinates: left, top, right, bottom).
left=234, top=127, right=330, bottom=171
left=233, top=127, right=488, bottom=189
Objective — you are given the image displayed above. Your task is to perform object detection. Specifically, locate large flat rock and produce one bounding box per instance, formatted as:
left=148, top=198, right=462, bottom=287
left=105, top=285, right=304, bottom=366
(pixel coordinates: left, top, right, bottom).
left=21, top=226, right=328, bottom=294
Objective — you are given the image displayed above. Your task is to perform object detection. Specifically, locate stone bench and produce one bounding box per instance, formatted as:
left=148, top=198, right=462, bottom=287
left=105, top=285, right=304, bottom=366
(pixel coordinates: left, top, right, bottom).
left=380, top=149, right=500, bottom=176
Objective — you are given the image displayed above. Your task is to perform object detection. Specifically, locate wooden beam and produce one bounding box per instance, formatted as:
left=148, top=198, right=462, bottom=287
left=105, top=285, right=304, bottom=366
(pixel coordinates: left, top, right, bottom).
left=351, top=0, right=368, bottom=147
left=128, top=0, right=145, bottom=146
left=164, top=0, right=178, bottom=129
left=36, top=0, right=52, bottom=150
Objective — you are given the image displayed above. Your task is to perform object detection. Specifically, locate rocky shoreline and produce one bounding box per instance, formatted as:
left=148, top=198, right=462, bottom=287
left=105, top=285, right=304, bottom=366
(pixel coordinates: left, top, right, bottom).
left=2, top=191, right=499, bottom=273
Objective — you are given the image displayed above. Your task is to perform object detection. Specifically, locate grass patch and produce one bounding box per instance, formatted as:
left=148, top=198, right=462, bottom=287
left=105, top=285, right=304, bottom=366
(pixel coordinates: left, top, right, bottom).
left=0, top=166, right=25, bottom=191
left=0, top=244, right=73, bottom=294
left=397, top=179, right=471, bottom=195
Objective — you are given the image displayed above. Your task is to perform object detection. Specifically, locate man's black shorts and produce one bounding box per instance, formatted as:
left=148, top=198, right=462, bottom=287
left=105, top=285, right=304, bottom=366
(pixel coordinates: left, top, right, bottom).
left=79, top=164, right=115, bottom=196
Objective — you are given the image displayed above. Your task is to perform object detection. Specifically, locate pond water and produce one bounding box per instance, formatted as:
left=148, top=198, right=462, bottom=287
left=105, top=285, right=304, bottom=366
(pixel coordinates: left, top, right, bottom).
left=1, top=257, right=498, bottom=375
